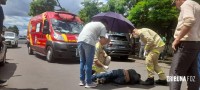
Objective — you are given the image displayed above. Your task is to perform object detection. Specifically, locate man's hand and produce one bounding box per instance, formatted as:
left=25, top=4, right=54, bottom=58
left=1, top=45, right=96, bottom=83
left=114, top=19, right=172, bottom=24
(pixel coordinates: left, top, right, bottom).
left=172, top=39, right=180, bottom=51
left=172, top=25, right=191, bottom=51
left=103, top=65, right=109, bottom=70
left=143, top=50, right=149, bottom=57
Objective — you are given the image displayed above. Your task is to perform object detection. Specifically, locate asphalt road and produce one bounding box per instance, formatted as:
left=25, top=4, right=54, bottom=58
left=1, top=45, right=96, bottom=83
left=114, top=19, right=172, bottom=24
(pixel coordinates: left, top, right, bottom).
left=0, top=43, right=187, bottom=90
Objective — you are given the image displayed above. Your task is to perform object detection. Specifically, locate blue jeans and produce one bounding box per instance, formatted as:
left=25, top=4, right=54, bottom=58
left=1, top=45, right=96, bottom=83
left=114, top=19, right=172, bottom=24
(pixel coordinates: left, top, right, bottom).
left=78, top=42, right=95, bottom=84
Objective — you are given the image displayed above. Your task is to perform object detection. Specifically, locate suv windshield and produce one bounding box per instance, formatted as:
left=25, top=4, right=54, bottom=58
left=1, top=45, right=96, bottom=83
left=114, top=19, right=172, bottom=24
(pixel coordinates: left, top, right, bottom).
left=109, top=35, right=127, bottom=41
left=5, top=33, right=14, bottom=37
left=51, top=19, right=83, bottom=34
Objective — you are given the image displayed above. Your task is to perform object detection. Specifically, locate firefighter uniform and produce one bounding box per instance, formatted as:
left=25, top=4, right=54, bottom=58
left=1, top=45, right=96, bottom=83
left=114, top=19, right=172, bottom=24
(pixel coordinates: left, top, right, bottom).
left=92, top=42, right=111, bottom=73
left=138, top=28, right=166, bottom=80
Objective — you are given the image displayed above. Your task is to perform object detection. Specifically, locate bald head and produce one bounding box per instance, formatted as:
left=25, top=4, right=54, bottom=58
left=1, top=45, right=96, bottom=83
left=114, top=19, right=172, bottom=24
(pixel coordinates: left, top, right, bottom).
left=99, top=37, right=110, bottom=45
left=174, top=0, right=186, bottom=9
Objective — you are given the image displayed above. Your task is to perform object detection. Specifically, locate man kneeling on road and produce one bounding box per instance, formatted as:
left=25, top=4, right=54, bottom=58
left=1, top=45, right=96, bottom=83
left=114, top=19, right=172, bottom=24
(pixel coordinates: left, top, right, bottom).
left=92, top=38, right=111, bottom=74
left=91, top=69, right=141, bottom=85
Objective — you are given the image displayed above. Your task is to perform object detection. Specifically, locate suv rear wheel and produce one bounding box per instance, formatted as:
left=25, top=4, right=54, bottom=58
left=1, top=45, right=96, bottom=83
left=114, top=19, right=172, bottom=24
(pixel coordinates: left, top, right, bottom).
left=46, top=46, right=55, bottom=63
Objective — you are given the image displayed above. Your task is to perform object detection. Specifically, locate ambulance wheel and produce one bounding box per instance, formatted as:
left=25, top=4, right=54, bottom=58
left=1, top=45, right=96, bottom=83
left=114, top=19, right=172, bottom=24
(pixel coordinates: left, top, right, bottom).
left=46, top=46, right=55, bottom=63
left=28, top=46, right=33, bottom=55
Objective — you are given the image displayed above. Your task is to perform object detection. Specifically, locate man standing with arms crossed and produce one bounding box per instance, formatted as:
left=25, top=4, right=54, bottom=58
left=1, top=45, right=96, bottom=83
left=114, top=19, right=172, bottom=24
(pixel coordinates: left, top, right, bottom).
left=170, top=0, right=200, bottom=90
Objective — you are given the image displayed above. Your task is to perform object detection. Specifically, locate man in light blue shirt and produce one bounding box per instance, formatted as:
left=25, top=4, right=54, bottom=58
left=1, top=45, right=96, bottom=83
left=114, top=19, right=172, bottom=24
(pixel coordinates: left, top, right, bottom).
left=78, top=19, right=108, bottom=88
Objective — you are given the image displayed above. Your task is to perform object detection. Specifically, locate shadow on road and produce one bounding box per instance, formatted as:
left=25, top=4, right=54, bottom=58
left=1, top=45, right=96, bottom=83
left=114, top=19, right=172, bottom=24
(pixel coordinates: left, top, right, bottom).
left=54, top=58, right=80, bottom=64
left=111, top=57, right=135, bottom=63
left=95, top=83, right=155, bottom=90
left=7, top=47, right=22, bottom=49
left=0, top=88, right=48, bottom=90
left=34, top=54, right=79, bottom=64
left=0, top=62, right=17, bottom=81
left=0, top=63, right=48, bottom=90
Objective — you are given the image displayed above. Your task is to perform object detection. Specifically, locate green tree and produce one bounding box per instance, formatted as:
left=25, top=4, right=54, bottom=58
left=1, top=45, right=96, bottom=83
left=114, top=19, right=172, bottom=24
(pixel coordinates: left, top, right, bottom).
left=7, top=25, right=19, bottom=35
left=78, top=0, right=103, bottom=23
left=128, top=0, right=178, bottom=39
left=194, top=0, right=200, bottom=4
left=101, top=0, right=140, bottom=16
left=29, top=0, right=57, bottom=16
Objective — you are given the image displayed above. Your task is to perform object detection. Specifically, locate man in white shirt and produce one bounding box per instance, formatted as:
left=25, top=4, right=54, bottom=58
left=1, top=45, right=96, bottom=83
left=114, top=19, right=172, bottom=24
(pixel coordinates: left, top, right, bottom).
left=78, top=19, right=108, bottom=88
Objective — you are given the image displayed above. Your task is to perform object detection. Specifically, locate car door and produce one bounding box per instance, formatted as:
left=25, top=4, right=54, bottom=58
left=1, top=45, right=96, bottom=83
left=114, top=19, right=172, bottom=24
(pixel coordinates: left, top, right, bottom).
left=34, top=22, right=45, bottom=54
left=39, top=20, right=49, bottom=54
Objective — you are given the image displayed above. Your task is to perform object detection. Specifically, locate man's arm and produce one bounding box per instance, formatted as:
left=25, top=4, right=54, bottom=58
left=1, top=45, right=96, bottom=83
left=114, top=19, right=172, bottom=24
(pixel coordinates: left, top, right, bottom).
left=142, top=33, right=154, bottom=52
left=172, top=2, right=195, bottom=50
left=172, top=17, right=194, bottom=51
left=172, top=25, right=191, bottom=51
left=94, top=60, right=105, bottom=67
left=94, top=42, right=108, bottom=68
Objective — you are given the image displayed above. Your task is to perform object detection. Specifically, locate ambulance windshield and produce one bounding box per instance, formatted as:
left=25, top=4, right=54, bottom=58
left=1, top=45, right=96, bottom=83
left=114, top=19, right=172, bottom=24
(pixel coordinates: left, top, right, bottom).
left=51, top=19, right=83, bottom=34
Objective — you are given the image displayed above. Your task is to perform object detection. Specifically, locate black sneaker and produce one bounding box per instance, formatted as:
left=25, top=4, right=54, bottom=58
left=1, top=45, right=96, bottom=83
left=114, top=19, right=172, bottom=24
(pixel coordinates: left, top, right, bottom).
left=141, top=78, right=154, bottom=85
left=155, top=79, right=168, bottom=86
left=0, top=80, right=6, bottom=84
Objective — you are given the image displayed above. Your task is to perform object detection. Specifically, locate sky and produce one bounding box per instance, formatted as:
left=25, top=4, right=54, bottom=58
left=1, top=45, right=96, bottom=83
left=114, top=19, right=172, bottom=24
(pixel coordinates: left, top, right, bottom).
left=2, top=0, right=107, bottom=36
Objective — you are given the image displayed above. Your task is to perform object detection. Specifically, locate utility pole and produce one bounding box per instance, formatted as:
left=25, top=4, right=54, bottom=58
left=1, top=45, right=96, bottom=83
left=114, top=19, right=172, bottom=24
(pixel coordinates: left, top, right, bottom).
left=55, top=0, right=64, bottom=10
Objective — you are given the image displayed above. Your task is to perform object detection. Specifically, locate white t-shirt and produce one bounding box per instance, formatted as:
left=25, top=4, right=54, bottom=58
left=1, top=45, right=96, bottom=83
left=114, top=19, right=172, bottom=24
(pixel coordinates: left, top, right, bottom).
left=78, top=21, right=107, bottom=46
left=174, top=0, right=200, bottom=41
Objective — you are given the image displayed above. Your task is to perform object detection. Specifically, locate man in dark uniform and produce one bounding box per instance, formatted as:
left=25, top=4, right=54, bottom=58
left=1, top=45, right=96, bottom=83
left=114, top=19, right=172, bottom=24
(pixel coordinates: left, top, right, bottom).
left=0, top=0, right=7, bottom=85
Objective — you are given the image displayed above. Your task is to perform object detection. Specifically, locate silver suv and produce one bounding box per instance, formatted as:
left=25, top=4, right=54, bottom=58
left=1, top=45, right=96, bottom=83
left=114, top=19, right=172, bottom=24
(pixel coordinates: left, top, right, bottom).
left=4, top=31, right=18, bottom=48
left=104, top=34, right=131, bottom=60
